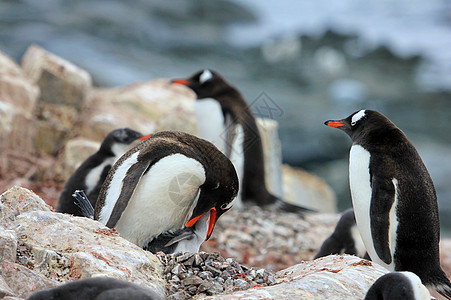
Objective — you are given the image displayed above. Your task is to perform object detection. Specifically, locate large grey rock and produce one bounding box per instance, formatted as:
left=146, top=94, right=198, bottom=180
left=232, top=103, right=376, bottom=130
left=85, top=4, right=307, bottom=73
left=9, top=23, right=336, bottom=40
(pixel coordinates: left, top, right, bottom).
left=12, top=211, right=165, bottom=296
left=21, top=45, right=92, bottom=156
left=282, top=164, right=337, bottom=213
left=0, top=261, right=58, bottom=299
left=205, top=255, right=388, bottom=299
left=79, top=79, right=197, bottom=142
left=0, top=50, right=39, bottom=153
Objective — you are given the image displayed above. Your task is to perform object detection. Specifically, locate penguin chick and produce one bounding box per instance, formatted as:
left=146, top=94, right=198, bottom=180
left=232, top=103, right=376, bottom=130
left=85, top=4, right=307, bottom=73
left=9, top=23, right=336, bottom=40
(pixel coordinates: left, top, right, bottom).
left=325, top=109, right=451, bottom=299
left=56, top=128, right=150, bottom=216
left=314, top=208, right=367, bottom=259
left=27, top=277, right=162, bottom=300
left=364, top=272, right=431, bottom=300
left=172, top=69, right=312, bottom=213
left=94, top=131, right=238, bottom=252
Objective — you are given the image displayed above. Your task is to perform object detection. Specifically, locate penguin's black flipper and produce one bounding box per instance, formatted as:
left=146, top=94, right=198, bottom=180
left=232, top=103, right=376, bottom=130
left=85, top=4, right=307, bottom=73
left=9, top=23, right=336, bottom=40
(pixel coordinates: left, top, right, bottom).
left=370, top=177, right=395, bottom=265
left=164, top=228, right=196, bottom=247
left=143, top=227, right=195, bottom=254
left=73, top=190, right=94, bottom=219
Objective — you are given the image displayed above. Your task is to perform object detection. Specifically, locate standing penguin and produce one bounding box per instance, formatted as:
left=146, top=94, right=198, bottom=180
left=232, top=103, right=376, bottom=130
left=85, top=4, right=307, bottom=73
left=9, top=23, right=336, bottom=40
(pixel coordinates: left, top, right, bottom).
left=314, top=208, right=367, bottom=259
left=364, top=272, right=431, bottom=300
left=56, top=128, right=149, bottom=216
left=171, top=70, right=308, bottom=211
left=325, top=109, right=451, bottom=298
left=94, top=131, right=238, bottom=253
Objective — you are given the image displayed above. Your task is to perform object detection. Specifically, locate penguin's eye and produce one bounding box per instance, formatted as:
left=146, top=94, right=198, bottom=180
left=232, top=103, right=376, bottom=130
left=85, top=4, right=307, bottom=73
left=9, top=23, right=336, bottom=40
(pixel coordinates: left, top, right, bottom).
left=221, top=202, right=233, bottom=210
left=351, top=121, right=356, bottom=126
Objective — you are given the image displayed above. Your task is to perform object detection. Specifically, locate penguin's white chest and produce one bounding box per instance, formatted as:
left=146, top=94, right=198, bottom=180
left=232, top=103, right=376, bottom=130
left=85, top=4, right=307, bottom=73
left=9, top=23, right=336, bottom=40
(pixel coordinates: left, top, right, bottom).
left=112, top=154, right=206, bottom=247
left=195, top=99, right=244, bottom=208
left=195, top=99, right=226, bottom=152
left=349, top=145, right=398, bottom=271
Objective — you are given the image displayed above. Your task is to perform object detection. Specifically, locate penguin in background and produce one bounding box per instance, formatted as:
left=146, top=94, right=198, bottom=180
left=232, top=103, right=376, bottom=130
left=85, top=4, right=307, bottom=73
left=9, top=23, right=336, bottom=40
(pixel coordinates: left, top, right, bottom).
left=364, top=272, right=431, bottom=300
left=314, top=208, right=367, bottom=259
left=171, top=70, right=310, bottom=212
left=325, top=109, right=451, bottom=299
left=27, top=277, right=162, bottom=300
left=93, top=131, right=238, bottom=253
left=56, top=128, right=150, bottom=216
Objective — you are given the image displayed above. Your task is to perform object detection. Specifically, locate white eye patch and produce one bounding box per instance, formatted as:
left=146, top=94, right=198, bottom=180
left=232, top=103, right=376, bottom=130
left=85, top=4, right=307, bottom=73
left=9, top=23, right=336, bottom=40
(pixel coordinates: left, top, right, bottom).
left=199, top=69, right=213, bottom=84
left=351, top=110, right=366, bottom=126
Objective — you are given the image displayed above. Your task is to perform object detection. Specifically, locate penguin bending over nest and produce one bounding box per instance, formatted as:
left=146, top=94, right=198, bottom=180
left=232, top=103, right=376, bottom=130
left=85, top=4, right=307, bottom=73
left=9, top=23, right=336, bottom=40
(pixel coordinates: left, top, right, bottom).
left=75, top=131, right=238, bottom=254
left=325, top=109, right=451, bottom=298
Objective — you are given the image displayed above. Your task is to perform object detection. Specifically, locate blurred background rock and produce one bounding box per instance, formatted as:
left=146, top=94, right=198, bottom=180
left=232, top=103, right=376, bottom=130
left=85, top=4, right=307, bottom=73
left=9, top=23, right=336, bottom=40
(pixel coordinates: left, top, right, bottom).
left=0, top=0, right=450, bottom=235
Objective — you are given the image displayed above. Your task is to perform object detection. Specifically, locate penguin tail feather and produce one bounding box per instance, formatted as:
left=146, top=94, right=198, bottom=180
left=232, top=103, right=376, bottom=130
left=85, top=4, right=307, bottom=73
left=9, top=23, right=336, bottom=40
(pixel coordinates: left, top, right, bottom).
left=274, top=197, right=316, bottom=214
left=431, top=280, right=451, bottom=299
left=72, top=190, right=95, bottom=219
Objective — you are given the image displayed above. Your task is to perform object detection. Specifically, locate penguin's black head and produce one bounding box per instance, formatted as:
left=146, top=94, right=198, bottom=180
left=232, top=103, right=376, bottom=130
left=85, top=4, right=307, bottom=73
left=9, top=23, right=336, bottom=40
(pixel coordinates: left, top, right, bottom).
left=325, top=110, right=397, bottom=142
left=325, top=109, right=373, bottom=139
left=185, top=152, right=239, bottom=241
left=171, top=69, right=232, bottom=100
left=100, top=128, right=151, bottom=156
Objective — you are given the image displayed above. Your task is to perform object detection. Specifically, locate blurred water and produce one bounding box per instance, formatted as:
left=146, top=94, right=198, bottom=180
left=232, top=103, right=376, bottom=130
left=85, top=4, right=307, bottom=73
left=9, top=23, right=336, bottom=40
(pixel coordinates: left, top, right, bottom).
left=1, top=0, right=450, bottom=235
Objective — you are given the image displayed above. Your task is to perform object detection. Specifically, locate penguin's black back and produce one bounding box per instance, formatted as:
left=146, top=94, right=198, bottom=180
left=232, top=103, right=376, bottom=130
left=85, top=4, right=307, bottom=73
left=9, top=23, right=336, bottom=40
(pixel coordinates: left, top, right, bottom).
left=357, top=112, right=442, bottom=283
left=314, top=208, right=362, bottom=259
left=56, top=151, right=113, bottom=216
left=27, top=277, right=162, bottom=300
left=364, top=272, right=422, bottom=300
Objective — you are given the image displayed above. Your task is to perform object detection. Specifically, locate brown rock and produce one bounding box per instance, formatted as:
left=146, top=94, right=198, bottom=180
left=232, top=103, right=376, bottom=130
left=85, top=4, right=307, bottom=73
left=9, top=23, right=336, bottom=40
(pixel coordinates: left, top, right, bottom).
left=0, top=229, right=17, bottom=263
left=0, top=186, right=51, bottom=228
left=34, top=102, right=78, bottom=156
left=21, top=44, right=92, bottom=110
left=0, top=51, right=39, bottom=153
left=0, top=275, right=15, bottom=298
left=0, top=261, right=58, bottom=299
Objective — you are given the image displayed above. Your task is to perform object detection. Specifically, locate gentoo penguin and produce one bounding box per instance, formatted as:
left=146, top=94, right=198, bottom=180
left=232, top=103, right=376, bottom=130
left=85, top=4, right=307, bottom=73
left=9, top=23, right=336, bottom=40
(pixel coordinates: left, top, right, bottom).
left=27, top=277, right=162, bottom=300
left=56, top=128, right=149, bottom=216
left=94, top=131, right=238, bottom=253
left=325, top=109, right=451, bottom=298
left=171, top=70, right=309, bottom=211
left=314, top=208, right=367, bottom=259
left=364, top=272, right=431, bottom=300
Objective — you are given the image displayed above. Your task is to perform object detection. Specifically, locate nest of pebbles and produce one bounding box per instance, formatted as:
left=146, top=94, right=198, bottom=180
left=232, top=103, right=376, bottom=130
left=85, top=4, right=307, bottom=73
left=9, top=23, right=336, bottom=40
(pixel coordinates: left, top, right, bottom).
left=156, top=251, right=276, bottom=299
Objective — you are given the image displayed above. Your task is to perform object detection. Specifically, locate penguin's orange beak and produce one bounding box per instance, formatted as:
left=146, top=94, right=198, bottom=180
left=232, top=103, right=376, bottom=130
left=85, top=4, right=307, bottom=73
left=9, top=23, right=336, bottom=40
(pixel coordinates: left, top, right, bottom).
left=185, top=207, right=217, bottom=240
left=325, top=120, right=345, bottom=128
left=171, top=79, right=190, bottom=85
left=139, top=134, right=152, bottom=140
